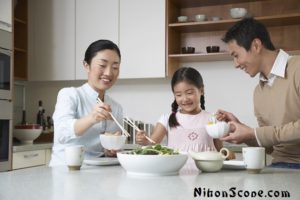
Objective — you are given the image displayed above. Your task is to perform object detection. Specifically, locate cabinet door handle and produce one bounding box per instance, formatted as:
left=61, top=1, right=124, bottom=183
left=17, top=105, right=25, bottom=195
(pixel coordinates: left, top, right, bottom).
left=0, top=20, right=12, bottom=27
left=24, top=153, right=39, bottom=159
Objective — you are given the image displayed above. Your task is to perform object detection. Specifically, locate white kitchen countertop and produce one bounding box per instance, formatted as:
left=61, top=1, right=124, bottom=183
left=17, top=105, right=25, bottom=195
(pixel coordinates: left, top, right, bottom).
left=13, top=142, right=53, bottom=152
left=0, top=163, right=299, bottom=200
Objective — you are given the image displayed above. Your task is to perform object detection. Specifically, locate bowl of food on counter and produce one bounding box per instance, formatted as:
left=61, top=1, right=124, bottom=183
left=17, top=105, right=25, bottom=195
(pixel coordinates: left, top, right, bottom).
left=13, top=124, right=43, bottom=144
left=117, top=144, right=188, bottom=176
left=100, top=131, right=127, bottom=150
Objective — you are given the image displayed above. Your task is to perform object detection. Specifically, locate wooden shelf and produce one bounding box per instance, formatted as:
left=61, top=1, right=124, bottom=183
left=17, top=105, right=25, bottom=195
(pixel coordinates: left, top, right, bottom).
left=14, top=0, right=28, bottom=80
left=169, top=13, right=300, bottom=33
left=168, top=49, right=300, bottom=63
left=14, top=17, right=27, bottom=24
left=14, top=47, right=27, bottom=53
left=171, top=0, right=264, bottom=8
left=166, top=0, right=300, bottom=77
left=169, top=52, right=231, bottom=62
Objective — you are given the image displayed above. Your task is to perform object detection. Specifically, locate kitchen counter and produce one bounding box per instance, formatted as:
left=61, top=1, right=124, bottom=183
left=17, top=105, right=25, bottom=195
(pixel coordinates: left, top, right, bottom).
left=0, top=163, right=299, bottom=200
left=13, top=142, right=53, bottom=152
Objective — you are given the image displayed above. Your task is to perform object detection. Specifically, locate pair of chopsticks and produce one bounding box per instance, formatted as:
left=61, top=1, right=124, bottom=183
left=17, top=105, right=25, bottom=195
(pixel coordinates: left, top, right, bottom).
left=96, top=97, right=130, bottom=137
left=123, top=117, right=156, bottom=144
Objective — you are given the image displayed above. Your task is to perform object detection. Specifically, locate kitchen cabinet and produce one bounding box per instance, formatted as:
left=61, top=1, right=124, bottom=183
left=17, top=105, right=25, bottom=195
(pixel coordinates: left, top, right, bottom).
left=14, top=0, right=28, bottom=80
left=28, top=0, right=166, bottom=80
left=75, top=0, right=119, bottom=80
left=167, top=0, right=300, bottom=77
left=0, top=0, right=12, bottom=32
left=28, top=0, right=75, bottom=81
left=119, top=0, right=166, bottom=79
left=12, top=149, right=51, bottom=169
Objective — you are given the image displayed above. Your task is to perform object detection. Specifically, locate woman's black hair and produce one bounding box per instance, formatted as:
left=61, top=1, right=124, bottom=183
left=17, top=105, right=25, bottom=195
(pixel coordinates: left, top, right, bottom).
left=168, top=67, right=205, bottom=128
left=222, top=17, right=275, bottom=51
left=84, top=39, right=121, bottom=65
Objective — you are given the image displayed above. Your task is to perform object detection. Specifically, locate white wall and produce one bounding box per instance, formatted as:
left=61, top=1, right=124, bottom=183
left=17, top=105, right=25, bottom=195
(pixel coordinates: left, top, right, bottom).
left=22, top=61, right=258, bottom=128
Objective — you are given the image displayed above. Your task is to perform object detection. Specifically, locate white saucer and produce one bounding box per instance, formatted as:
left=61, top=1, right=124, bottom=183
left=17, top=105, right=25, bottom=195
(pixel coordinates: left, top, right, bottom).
left=84, top=157, right=119, bottom=166
left=223, top=160, right=246, bottom=170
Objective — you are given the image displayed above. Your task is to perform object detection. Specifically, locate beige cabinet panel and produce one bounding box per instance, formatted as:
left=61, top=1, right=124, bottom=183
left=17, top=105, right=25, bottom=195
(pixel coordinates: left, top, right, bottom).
left=28, top=0, right=75, bottom=81
left=13, top=150, right=46, bottom=170
left=75, top=0, right=119, bottom=80
left=119, top=0, right=166, bottom=79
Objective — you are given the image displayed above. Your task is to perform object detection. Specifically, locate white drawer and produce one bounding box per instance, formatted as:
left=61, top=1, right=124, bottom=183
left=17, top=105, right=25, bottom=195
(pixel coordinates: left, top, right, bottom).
left=13, top=150, right=46, bottom=170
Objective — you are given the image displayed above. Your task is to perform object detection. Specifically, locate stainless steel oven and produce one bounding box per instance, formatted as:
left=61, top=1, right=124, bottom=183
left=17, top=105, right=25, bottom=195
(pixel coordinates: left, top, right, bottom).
left=0, top=29, right=12, bottom=171
left=0, top=29, right=12, bottom=100
left=0, top=100, right=12, bottom=171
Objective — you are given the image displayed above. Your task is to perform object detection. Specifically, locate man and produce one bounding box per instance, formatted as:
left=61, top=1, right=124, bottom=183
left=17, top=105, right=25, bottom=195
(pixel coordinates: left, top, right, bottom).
left=217, top=17, right=300, bottom=168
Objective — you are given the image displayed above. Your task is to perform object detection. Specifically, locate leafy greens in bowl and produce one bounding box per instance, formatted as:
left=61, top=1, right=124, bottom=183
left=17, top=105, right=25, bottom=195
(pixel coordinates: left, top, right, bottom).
left=117, top=145, right=187, bottom=176
left=129, top=144, right=179, bottom=155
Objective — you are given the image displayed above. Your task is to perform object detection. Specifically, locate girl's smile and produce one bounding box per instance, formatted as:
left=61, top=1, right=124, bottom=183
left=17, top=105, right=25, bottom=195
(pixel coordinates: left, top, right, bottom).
left=173, top=81, right=203, bottom=114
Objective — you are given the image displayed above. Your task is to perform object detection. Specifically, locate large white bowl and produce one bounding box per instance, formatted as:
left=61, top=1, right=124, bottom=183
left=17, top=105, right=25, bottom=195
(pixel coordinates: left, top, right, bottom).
left=14, top=124, right=42, bottom=144
left=100, top=134, right=126, bottom=150
left=117, top=152, right=188, bottom=176
left=230, top=8, right=247, bottom=19
left=205, top=121, right=230, bottom=138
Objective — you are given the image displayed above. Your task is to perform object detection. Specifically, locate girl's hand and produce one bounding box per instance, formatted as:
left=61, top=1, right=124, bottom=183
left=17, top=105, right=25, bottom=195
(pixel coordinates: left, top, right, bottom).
left=90, top=103, right=112, bottom=124
left=216, top=109, right=240, bottom=123
left=136, top=131, right=150, bottom=145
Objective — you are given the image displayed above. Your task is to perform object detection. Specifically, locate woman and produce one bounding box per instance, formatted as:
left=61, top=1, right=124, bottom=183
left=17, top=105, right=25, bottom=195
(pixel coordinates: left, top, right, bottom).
left=49, top=40, right=123, bottom=166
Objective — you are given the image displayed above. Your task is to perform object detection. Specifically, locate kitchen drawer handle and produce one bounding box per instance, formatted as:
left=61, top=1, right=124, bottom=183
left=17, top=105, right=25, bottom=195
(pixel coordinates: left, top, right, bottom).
left=24, top=153, right=39, bottom=159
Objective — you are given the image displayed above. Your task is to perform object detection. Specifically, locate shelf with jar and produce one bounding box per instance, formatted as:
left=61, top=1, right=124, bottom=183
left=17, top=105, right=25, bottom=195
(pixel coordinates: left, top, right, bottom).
left=166, top=0, right=300, bottom=77
left=13, top=0, right=28, bottom=80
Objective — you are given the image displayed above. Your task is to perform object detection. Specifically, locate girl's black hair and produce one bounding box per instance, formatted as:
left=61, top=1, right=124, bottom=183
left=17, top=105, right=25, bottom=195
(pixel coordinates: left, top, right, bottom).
left=84, top=39, right=121, bottom=65
left=168, top=67, right=205, bottom=128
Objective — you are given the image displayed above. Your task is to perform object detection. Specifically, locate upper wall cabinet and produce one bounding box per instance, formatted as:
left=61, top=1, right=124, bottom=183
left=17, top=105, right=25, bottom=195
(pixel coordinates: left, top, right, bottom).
left=166, top=0, right=300, bottom=77
left=28, top=0, right=75, bottom=81
left=119, top=0, right=166, bottom=79
left=0, top=0, right=12, bottom=32
left=75, top=0, right=119, bottom=80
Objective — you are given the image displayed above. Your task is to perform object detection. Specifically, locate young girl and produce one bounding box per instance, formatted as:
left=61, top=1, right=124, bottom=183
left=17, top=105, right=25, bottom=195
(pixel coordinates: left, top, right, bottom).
left=136, top=67, right=226, bottom=154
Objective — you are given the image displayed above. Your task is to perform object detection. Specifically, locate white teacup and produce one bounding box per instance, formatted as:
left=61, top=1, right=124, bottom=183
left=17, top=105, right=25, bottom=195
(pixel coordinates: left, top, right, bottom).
left=205, top=121, right=230, bottom=138
left=243, top=147, right=265, bottom=174
left=65, top=145, right=85, bottom=171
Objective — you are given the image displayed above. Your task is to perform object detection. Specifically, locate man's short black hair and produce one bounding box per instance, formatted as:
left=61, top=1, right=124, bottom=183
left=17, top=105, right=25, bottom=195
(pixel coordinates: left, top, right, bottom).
left=222, top=17, right=275, bottom=51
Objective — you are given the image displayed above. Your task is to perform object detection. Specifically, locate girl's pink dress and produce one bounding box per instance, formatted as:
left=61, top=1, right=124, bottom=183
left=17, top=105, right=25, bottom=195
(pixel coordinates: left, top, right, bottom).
left=158, top=110, right=216, bottom=172
left=158, top=110, right=216, bottom=152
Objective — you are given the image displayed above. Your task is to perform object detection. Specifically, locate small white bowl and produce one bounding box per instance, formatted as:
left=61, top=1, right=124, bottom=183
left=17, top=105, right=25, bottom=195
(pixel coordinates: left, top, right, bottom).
left=14, top=124, right=43, bottom=144
left=205, top=121, right=230, bottom=139
left=211, top=16, right=221, bottom=21
left=177, top=16, right=188, bottom=22
left=117, top=152, right=188, bottom=176
left=100, top=134, right=126, bottom=150
left=230, top=8, right=247, bottom=19
left=195, top=14, right=206, bottom=22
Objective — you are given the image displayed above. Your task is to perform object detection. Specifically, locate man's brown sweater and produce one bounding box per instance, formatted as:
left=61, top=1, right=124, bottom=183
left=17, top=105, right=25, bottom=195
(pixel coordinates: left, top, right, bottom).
left=254, top=56, right=300, bottom=163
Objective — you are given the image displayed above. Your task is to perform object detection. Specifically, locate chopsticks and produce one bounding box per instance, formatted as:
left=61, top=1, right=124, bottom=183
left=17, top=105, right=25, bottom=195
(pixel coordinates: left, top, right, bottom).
left=123, top=117, right=156, bottom=144
left=96, top=97, right=130, bottom=137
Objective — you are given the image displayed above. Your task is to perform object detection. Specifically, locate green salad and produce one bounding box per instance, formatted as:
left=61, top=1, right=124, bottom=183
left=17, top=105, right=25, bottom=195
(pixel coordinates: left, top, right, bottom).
left=129, top=144, right=179, bottom=155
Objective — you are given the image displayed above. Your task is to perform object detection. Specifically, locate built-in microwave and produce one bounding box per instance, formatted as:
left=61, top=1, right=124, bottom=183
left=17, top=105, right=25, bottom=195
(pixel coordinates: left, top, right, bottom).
left=0, top=29, right=12, bottom=100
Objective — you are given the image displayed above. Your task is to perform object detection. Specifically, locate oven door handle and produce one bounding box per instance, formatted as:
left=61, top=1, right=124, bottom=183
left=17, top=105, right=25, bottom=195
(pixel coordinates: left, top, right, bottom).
left=0, top=47, right=12, bottom=55
left=0, top=21, right=12, bottom=28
